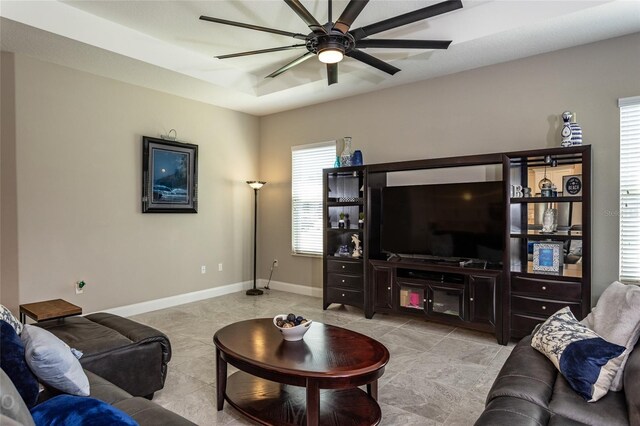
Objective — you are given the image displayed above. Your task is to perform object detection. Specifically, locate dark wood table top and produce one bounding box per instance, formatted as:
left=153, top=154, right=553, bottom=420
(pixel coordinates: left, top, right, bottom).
left=19, top=299, right=82, bottom=321
left=214, top=318, right=389, bottom=380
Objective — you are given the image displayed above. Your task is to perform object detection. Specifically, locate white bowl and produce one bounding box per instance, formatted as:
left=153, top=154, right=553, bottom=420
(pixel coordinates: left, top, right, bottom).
left=273, top=315, right=313, bottom=341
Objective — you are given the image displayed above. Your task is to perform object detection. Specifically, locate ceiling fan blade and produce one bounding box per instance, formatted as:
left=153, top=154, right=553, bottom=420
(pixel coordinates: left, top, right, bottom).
left=283, top=0, right=327, bottom=34
left=333, top=0, right=369, bottom=34
left=266, top=52, right=315, bottom=78
left=350, top=0, right=463, bottom=40
left=356, top=39, right=452, bottom=49
left=216, top=44, right=306, bottom=60
left=327, top=63, right=338, bottom=85
left=200, top=15, right=307, bottom=40
left=347, top=49, right=400, bottom=75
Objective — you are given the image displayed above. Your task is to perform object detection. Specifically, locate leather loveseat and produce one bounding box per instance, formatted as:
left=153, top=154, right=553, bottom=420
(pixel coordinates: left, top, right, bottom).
left=475, top=335, right=640, bottom=425
left=35, top=313, right=169, bottom=398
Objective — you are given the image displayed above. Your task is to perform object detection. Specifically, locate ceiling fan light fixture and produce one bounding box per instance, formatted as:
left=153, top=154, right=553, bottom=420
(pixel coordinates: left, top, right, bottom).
left=318, top=47, right=344, bottom=64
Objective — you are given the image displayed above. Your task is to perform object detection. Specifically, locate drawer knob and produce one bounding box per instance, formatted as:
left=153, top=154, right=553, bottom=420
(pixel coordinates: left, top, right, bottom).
left=342, top=279, right=345, bottom=283
left=387, top=287, right=391, bottom=290
left=470, top=298, right=474, bottom=301
left=542, top=305, right=547, bottom=310
left=342, top=293, right=345, bottom=297
left=542, top=286, right=547, bottom=291
left=342, top=265, right=345, bottom=269
left=428, top=299, right=432, bottom=303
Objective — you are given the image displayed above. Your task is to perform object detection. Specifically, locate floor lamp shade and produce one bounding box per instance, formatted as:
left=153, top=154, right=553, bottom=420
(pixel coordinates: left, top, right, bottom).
left=246, top=181, right=266, bottom=296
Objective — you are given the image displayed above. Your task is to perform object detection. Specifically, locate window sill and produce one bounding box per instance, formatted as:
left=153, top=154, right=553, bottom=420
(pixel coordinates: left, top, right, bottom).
left=291, top=252, right=322, bottom=259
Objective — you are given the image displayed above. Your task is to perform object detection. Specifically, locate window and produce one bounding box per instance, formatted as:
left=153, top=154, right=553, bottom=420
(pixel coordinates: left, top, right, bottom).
left=291, top=141, right=336, bottom=255
left=619, top=96, right=640, bottom=283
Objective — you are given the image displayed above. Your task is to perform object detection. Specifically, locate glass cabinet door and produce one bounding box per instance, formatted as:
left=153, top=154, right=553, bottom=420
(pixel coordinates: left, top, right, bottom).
left=427, top=283, right=465, bottom=321
left=399, top=285, right=425, bottom=311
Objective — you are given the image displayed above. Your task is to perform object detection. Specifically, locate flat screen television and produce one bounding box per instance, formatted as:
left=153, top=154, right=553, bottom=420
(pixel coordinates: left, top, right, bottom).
left=381, top=181, right=505, bottom=263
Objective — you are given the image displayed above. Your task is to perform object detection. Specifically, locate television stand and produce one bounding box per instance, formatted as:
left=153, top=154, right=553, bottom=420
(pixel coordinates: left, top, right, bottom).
left=369, top=258, right=504, bottom=344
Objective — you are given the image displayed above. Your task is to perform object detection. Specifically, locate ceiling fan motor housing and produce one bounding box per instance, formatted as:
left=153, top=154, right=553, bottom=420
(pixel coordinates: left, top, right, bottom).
left=306, top=32, right=355, bottom=56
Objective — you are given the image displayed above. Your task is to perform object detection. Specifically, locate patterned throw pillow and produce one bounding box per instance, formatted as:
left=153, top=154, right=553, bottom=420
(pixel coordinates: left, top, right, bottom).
left=531, top=307, right=626, bottom=402
left=0, top=305, right=22, bottom=335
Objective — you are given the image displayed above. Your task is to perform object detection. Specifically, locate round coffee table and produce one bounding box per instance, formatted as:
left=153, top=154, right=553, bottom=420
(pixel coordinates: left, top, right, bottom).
left=214, top=318, right=389, bottom=426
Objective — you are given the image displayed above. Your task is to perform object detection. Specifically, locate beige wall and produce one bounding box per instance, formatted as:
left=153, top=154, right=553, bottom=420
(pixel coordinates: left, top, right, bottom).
left=258, top=32, right=640, bottom=303
left=1, top=53, right=260, bottom=313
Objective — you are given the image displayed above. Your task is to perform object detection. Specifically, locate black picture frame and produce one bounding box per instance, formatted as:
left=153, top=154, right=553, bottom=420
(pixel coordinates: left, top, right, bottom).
left=142, top=136, right=198, bottom=213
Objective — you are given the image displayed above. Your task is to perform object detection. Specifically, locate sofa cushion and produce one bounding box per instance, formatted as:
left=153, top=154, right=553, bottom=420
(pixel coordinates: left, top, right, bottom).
left=582, top=281, right=640, bottom=391
left=0, top=321, right=39, bottom=408
left=0, top=369, right=35, bottom=426
left=21, top=324, right=90, bottom=396
left=113, top=398, right=197, bottom=425
left=531, top=307, right=625, bottom=402
left=475, top=396, right=551, bottom=426
left=548, top=375, right=629, bottom=426
left=30, top=395, right=138, bottom=426
left=486, top=335, right=557, bottom=409
left=624, top=346, right=640, bottom=426
left=0, top=305, right=22, bottom=335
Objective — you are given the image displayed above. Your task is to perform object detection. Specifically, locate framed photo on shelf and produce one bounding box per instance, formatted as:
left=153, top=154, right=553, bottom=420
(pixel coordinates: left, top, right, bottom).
left=142, top=136, right=198, bottom=213
left=532, top=242, right=564, bottom=273
left=562, top=174, right=582, bottom=197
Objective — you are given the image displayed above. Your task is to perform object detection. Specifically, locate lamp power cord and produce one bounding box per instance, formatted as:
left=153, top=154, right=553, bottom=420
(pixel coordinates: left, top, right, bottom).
left=263, top=260, right=276, bottom=290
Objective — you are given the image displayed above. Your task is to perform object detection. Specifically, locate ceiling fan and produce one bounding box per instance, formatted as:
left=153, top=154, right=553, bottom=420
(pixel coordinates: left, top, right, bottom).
left=200, top=0, right=463, bottom=85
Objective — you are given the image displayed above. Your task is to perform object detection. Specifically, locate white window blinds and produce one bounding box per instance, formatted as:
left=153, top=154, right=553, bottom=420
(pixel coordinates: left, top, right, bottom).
left=619, top=96, right=640, bottom=283
left=291, top=141, right=336, bottom=255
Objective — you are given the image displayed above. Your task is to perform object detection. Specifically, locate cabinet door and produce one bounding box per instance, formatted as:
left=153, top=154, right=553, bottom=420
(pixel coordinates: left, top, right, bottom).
left=468, top=275, right=496, bottom=327
left=426, top=282, right=465, bottom=321
left=372, top=265, right=393, bottom=310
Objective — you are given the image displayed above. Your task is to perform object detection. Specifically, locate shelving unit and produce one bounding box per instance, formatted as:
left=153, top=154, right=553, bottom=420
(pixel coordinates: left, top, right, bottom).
left=503, top=145, right=591, bottom=341
left=321, top=145, right=591, bottom=345
left=323, top=166, right=367, bottom=310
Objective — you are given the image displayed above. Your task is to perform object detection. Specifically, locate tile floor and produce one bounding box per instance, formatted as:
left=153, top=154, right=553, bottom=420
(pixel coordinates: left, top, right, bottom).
left=129, top=289, right=513, bottom=425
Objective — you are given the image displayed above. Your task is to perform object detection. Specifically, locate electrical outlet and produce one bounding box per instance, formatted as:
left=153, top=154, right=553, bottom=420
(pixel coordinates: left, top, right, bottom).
left=273, top=259, right=278, bottom=267
left=201, top=265, right=206, bottom=274
left=218, top=263, right=223, bottom=272
left=75, top=281, right=85, bottom=295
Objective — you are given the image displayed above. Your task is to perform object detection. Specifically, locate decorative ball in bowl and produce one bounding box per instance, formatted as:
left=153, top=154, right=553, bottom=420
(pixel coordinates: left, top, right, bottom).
left=273, top=313, right=313, bottom=341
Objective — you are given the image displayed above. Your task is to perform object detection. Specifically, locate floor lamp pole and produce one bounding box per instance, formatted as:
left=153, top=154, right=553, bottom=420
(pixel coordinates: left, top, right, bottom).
left=246, top=181, right=265, bottom=296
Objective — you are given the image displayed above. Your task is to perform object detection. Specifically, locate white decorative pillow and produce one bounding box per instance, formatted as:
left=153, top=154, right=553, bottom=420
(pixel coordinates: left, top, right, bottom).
left=531, top=307, right=625, bottom=402
left=582, top=281, right=640, bottom=391
left=20, top=325, right=89, bottom=396
left=0, top=305, right=22, bottom=335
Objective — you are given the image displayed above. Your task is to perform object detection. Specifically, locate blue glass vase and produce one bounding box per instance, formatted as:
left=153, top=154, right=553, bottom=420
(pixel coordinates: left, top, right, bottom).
left=352, top=150, right=363, bottom=166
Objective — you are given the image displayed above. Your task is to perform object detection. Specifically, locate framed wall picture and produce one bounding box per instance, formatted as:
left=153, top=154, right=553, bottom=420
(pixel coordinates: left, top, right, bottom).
left=142, top=136, right=198, bottom=213
left=562, top=174, right=582, bottom=197
left=532, top=241, right=564, bottom=273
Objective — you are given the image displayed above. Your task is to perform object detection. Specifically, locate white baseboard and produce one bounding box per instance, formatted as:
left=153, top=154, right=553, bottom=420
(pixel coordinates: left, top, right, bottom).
left=260, top=279, right=323, bottom=298
left=102, top=281, right=252, bottom=317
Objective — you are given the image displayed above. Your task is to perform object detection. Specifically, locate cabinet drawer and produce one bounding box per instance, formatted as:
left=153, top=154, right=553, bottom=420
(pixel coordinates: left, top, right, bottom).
left=327, top=259, right=362, bottom=275
left=327, top=273, right=363, bottom=290
left=511, top=295, right=581, bottom=318
left=511, top=312, right=547, bottom=337
left=326, top=287, right=363, bottom=306
left=511, top=276, right=581, bottom=300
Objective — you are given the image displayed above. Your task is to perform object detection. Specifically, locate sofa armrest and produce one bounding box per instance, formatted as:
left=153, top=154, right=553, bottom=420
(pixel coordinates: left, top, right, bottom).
left=113, top=398, right=197, bottom=425
left=85, top=313, right=171, bottom=364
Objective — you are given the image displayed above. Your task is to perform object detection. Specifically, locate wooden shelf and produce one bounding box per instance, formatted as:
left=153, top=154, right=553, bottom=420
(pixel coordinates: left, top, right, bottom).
left=326, top=227, right=363, bottom=232
left=511, top=262, right=582, bottom=279
left=327, top=200, right=364, bottom=206
left=510, top=230, right=582, bottom=240
left=510, top=196, right=582, bottom=203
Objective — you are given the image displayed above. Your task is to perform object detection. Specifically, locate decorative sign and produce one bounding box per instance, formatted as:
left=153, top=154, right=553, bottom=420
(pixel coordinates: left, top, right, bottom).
left=562, top=174, right=582, bottom=197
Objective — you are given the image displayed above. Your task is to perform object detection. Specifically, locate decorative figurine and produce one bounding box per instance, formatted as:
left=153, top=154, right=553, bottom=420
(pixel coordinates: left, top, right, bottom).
left=541, top=207, right=558, bottom=233
left=338, top=212, right=345, bottom=229
left=358, top=212, right=365, bottom=229
left=561, top=111, right=583, bottom=147
left=351, top=234, right=362, bottom=258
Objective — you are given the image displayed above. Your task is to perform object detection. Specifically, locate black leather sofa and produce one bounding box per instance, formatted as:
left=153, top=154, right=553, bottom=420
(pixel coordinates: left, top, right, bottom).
left=36, top=313, right=169, bottom=398
left=475, top=336, right=640, bottom=425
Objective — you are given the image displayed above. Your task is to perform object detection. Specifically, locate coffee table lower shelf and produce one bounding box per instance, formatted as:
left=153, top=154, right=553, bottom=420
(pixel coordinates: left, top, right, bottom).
left=225, top=371, right=382, bottom=426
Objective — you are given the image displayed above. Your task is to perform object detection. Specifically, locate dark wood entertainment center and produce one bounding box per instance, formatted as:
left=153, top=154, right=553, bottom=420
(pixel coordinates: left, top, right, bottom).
left=323, top=146, right=591, bottom=344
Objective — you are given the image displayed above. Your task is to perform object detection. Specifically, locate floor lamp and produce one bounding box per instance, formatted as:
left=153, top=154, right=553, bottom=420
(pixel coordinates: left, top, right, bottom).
left=246, top=181, right=266, bottom=296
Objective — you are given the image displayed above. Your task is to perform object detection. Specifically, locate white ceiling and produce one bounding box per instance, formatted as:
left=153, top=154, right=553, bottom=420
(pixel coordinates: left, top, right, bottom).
left=1, top=1, right=639, bottom=116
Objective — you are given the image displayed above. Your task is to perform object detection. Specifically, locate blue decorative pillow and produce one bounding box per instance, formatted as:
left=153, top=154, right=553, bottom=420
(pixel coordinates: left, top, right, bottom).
left=30, top=395, right=138, bottom=426
left=0, top=321, right=39, bottom=408
left=531, top=307, right=626, bottom=402
left=21, top=324, right=89, bottom=396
